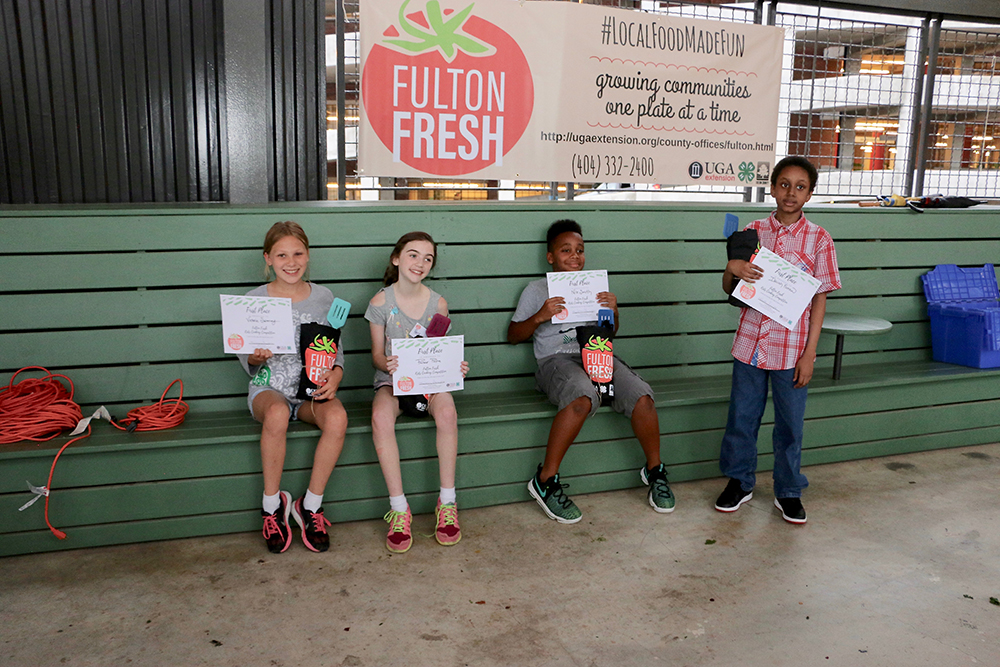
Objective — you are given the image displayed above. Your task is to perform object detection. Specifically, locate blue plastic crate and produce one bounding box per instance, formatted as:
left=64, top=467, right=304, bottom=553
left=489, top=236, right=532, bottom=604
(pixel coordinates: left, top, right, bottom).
left=922, top=264, right=1000, bottom=368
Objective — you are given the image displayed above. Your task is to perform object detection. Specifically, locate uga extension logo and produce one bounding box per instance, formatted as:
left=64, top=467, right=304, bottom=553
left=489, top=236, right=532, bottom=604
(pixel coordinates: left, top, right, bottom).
left=362, top=0, right=534, bottom=175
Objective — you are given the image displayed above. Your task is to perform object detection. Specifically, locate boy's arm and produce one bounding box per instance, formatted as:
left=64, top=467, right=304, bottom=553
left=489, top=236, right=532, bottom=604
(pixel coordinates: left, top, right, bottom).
left=507, top=296, right=566, bottom=344
left=723, top=259, right=763, bottom=293
left=793, top=292, right=826, bottom=388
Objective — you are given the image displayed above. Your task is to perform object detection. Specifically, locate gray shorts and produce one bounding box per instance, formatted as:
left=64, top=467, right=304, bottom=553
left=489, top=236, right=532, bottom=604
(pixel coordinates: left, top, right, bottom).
left=535, top=354, right=654, bottom=418
left=247, top=385, right=304, bottom=421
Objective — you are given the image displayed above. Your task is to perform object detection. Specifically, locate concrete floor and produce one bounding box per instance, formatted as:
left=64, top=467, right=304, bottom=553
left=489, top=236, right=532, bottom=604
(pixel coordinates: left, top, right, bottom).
left=3, top=444, right=999, bottom=667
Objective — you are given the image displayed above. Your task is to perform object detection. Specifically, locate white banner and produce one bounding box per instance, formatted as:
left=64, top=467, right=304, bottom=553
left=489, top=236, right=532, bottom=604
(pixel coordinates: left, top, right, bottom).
left=359, top=0, right=783, bottom=186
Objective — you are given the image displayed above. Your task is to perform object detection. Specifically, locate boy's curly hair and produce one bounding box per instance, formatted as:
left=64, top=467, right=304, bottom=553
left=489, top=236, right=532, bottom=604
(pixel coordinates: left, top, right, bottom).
left=546, top=219, right=583, bottom=251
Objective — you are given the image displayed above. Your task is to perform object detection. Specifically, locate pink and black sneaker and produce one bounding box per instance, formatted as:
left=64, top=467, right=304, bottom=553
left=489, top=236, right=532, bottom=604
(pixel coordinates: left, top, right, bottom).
left=262, top=490, right=293, bottom=554
left=291, top=496, right=332, bottom=552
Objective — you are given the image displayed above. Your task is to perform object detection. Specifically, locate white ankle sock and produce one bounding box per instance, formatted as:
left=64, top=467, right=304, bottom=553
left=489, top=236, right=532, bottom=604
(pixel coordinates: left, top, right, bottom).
left=389, top=494, right=408, bottom=513
left=439, top=487, right=456, bottom=505
left=303, top=490, right=323, bottom=512
left=262, top=491, right=281, bottom=514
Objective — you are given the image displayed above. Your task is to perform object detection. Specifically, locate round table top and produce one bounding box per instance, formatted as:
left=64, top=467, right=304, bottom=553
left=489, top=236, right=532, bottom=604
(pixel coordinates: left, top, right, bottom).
left=822, top=312, right=893, bottom=336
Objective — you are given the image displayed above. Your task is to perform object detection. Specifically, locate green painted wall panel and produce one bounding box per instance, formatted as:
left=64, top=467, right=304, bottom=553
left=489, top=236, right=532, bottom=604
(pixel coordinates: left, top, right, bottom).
left=5, top=420, right=997, bottom=558
left=0, top=247, right=390, bottom=292
left=0, top=283, right=382, bottom=331
left=5, top=203, right=998, bottom=252
left=3, top=203, right=1000, bottom=556
left=0, top=313, right=930, bottom=388
left=835, top=240, right=1000, bottom=269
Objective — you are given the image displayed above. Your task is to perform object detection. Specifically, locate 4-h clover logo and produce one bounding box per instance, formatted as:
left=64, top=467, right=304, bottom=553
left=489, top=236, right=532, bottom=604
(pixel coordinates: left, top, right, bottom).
left=738, top=161, right=756, bottom=183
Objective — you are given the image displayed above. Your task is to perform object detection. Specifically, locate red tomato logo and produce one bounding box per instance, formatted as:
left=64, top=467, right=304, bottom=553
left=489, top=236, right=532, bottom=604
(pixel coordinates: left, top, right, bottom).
left=739, top=284, right=756, bottom=299
left=362, top=0, right=533, bottom=176
left=397, top=376, right=415, bottom=392
left=228, top=334, right=244, bottom=351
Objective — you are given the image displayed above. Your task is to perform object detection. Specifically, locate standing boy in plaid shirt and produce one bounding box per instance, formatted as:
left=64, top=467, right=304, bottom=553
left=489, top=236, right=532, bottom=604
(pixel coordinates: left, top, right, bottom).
left=714, top=156, right=840, bottom=524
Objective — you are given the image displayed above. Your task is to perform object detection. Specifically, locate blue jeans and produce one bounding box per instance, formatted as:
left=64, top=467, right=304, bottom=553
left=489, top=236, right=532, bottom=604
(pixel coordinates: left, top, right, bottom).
left=719, top=359, right=809, bottom=498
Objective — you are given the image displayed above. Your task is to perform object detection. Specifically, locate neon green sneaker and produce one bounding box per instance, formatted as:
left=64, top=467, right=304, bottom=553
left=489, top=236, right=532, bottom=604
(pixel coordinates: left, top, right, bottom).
left=383, top=507, right=412, bottom=553
left=527, top=465, right=582, bottom=524
left=641, top=463, right=676, bottom=513
left=434, top=500, right=462, bottom=546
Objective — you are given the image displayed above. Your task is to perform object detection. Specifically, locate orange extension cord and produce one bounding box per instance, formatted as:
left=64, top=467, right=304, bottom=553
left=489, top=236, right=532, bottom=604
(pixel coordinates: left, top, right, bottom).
left=109, top=379, right=189, bottom=433
left=0, top=367, right=188, bottom=539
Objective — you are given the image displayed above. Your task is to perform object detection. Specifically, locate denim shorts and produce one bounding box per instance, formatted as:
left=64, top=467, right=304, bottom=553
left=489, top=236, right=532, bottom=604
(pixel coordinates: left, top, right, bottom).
left=247, top=385, right=304, bottom=421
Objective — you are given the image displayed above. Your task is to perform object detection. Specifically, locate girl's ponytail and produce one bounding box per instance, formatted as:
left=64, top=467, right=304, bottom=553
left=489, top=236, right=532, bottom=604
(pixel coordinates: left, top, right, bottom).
left=383, top=231, right=437, bottom=286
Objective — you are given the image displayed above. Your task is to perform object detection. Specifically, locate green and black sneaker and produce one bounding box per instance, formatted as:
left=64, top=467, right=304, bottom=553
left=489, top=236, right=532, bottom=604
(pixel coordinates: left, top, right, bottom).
left=527, top=465, right=582, bottom=524
left=640, top=463, right=676, bottom=513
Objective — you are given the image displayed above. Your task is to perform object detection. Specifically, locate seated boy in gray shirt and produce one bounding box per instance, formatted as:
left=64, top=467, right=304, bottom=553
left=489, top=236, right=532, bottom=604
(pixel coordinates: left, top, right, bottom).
left=508, top=220, right=675, bottom=524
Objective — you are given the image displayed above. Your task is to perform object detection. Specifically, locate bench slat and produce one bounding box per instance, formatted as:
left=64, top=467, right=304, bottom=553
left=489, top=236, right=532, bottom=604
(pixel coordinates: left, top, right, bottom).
left=4, top=204, right=1000, bottom=557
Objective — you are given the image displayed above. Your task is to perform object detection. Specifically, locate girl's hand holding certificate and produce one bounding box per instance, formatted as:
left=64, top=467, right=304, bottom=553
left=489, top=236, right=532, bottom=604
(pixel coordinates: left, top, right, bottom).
left=247, top=348, right=273, bottom=366
left=220, top=295, right=295, bottom=354
left=391, top=335, right=466, bottom=396
left=385, top=354, right=469, bottom=377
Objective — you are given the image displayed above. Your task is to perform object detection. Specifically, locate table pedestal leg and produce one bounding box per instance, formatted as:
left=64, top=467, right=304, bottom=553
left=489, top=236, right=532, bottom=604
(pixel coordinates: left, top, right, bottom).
left=833, top=334, right=844, bottom=380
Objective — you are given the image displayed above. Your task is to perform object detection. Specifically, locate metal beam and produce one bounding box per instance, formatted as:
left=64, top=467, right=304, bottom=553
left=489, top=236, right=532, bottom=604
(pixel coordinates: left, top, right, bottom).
left=912, top=16, right=942, bottom=197
left=335, top=0, right=346, bottom=200
left=224, top=0, right=271, bottom=203
left=788, top=0, right=1000, bottom=22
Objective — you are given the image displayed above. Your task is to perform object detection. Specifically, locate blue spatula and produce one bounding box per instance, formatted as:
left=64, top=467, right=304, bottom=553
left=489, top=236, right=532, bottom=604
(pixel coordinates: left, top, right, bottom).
left=327, top=298, right=351, bottom=328
left=724, top=213, right=739, bottom=238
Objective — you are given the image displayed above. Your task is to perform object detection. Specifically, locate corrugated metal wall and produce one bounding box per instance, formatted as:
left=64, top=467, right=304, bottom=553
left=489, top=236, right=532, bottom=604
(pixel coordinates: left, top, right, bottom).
left=267, top=0, right=326, bottom=201
left=0, top=0, right=228, bottom=203
left=0, top=0, right=328, bottom=204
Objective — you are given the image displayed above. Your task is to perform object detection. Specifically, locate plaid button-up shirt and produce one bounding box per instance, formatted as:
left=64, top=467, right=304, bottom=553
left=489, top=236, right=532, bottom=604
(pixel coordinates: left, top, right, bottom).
left=731, top=212, right=841, bottom=370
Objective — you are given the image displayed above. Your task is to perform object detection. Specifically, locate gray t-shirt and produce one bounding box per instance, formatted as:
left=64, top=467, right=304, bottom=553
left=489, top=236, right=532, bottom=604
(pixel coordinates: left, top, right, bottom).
left=238, top=283, right=344, bottom=401
left=512, top=278, right=597, bottom=360
left=364, top=284, right=443, bottom=388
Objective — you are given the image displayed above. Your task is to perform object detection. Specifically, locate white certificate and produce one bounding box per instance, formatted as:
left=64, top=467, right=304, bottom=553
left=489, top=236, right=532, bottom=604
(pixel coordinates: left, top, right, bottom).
left=220, top=295, right=295, bottom=354
left=546, top=270, right=610, bottom=324
left=733, top=247, right=821, bottom=331
left=392, top=335, right=465, bottom=396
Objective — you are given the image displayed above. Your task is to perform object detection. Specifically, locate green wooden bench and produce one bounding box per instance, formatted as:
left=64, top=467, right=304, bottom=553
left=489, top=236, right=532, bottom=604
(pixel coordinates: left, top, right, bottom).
left=3, top=202, right=1000, bottom=557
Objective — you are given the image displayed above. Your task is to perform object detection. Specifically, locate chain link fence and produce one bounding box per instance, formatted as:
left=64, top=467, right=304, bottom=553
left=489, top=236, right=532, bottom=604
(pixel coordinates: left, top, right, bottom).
left=326, top=0, right=1000, bottom=201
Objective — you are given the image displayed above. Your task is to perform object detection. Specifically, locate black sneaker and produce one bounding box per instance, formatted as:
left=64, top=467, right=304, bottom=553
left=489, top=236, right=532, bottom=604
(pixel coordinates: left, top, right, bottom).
left=527, top=465, right=582, bottom=524
left=262, top=490, right=293, bottom=553
left=774, top=497, right=807, bottom=524
left=291, top=496, right=332, bottom=552
left=714, top=478, right=753, bottom=512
